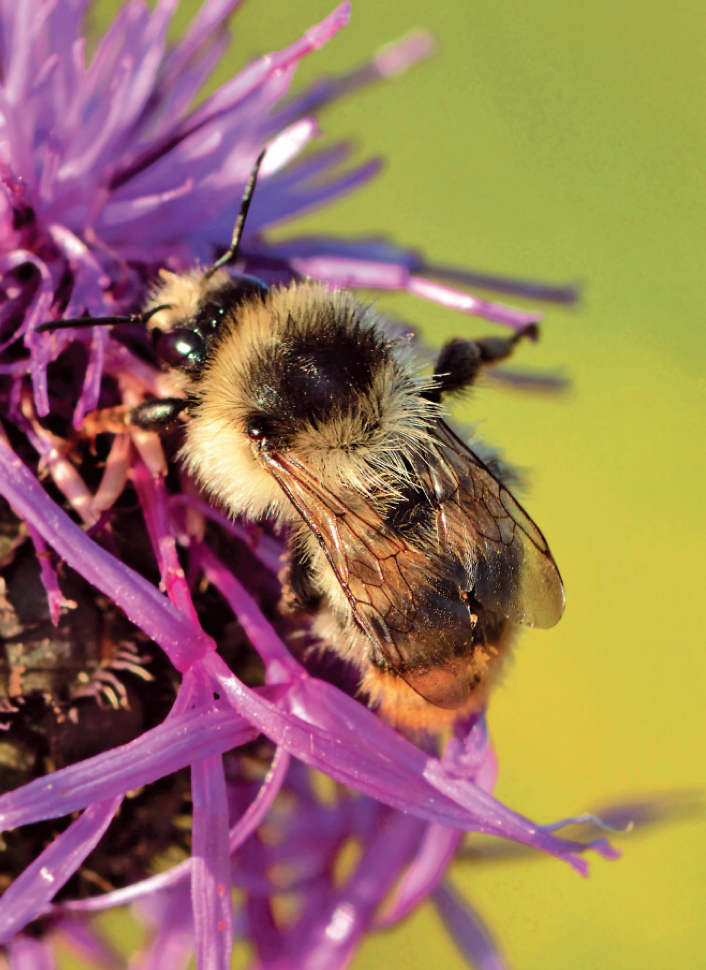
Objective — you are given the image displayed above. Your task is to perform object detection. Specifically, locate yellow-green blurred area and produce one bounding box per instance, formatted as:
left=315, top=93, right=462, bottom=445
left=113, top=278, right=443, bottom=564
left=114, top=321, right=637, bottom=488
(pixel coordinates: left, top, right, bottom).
left=78, top=1, right=706, bottom=968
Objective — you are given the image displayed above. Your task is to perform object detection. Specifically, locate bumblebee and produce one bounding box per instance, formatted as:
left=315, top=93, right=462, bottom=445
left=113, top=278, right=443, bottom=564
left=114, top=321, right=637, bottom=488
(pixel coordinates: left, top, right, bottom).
left=39, top=152, right=564, bottom=731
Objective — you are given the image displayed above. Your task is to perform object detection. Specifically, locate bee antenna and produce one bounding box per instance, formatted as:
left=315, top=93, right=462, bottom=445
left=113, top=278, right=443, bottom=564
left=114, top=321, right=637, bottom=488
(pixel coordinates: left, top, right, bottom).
left=205, top=148, right=266, bottom=280
left=34, top=304, right=172, bottom=334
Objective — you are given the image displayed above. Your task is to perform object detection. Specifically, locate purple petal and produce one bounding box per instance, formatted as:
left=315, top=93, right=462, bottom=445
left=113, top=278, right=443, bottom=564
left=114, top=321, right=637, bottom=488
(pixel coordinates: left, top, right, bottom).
left=242, top=142, right=355, bottom=205
left=0, top=362, right=29, bottom=376
left=0, top=796, right=122, bottom=944
left=169, top=494, right=283, bottom=574
left=109, top=2, right=351, bottom=194
left=132, top=889, right=195, bottom=970
left=151, top=31, right=231, bottom=139
left=420, top=263, right=580, bottom=304
left=374, top=30, right=437, bottom=77
left=271, top=29, right=436, bottom=130
left=184, top=2, right=350, bottom=133
left=432, top=880, right=508, bottom=970
left=205, top=653, right=611, bottom=872
left=2, top=0, right=57, bottom=108
left=6, top=933, right=57, bottom=970
left=378, top=824, right=463, bottom=927
left=12, top=406, right=97, bottom=526
left=407, top=277, right=543, bottom=330
left=25, top=523, right=74, bottom=626
left=108, top=139, right=367, bottom=255
left=282, top=255, right=543, bottom=329
left=197, top=542, right=300, bottom=684
left=0, top=438, right=215, bottom=668
left=543, top=813, right=627, bottom=835
left=159, top=0, right=243, bottom=87
left=261, top=237, right=578, bottom=303
left=424, top=758, right=616, bottom=870
left=247, top=158, right=382, bottom=234
left=228, top=745, right=291, bottom=853
left=261, top=235, right=421, bottom=268
left=443, top=714, right=492, bottom=782
left=132, top=460, right=200, bottom=620
left=191, top=755, right=232, bottom=970
left=260, top=118, right=320, bottom=177
left=289, top=812, right=425, bottom=969
left=58, top=857, right=193, bottom=913
left=60, top=747, right=289, bottom=914
left=53, top=0, right=177, bottom=193
left=0, top=707, right=257, bottom=831
left=244, top=851, right=284, bottom=965
left=57, top=52, right=136, bottom=183
left=288, top=254, right=408, bottom=289
left=53, top=917, right=123, bottom=970
left=72, top=327, right=107, bottom=427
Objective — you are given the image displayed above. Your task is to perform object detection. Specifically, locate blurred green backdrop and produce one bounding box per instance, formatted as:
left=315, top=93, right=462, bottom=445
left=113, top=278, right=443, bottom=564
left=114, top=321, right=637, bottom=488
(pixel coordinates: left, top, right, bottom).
left=85, top=0, right=706, bottom=967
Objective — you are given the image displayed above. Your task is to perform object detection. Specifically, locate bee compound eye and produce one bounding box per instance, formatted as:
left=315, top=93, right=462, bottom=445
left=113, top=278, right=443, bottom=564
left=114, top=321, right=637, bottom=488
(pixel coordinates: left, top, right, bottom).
left=245, top=416, right=271, bottom=441
left=156, top=329, right=205, bottom=371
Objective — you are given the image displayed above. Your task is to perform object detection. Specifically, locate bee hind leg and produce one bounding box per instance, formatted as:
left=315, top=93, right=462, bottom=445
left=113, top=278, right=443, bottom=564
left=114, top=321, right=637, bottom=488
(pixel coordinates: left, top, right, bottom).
left=428, top=323, right=538, bottom=401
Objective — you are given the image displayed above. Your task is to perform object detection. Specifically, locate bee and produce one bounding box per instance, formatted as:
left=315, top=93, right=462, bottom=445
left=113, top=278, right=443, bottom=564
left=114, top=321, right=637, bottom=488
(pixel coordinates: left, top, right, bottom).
left=38, top=151, right=564, bottom=732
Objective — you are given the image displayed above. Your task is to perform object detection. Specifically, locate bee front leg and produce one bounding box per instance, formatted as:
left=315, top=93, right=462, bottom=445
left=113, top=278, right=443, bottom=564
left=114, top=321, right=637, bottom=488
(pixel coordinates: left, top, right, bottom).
left=428, top=323, right=538, bottom=402
left=128, top=398, right=189, bottom=432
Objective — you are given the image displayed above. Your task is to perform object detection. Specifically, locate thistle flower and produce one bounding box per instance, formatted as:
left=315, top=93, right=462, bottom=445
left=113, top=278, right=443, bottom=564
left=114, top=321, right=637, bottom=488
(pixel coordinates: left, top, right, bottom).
left=0, top=1, right=615, bottom=968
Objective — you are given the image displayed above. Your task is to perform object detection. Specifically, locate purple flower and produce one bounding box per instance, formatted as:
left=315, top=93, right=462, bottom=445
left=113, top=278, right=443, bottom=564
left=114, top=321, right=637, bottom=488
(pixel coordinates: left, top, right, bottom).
left=0, top=1, right=615, bottom=968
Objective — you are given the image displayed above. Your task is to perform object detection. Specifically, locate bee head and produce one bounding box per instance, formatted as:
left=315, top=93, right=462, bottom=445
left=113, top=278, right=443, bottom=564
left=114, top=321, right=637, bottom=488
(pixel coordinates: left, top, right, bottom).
left=146, top=269, right=268, bottom=374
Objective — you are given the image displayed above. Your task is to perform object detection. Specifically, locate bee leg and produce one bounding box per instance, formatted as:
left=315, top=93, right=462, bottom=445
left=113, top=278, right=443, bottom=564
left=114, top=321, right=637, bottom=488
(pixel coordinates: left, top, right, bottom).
left=279, top=541, right=322, bottom=616
left=128, top=398, right=189, bottom=432
left=428, top=323, right=538, bottom=401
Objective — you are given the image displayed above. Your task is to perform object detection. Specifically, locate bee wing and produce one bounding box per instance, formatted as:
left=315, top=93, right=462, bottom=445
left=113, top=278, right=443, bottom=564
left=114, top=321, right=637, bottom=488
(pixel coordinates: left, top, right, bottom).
left=262, top=452, right=442, bottom=675
left=425, top=420, right=564, bottom=628
left=262, top=423, right=563, bottom=711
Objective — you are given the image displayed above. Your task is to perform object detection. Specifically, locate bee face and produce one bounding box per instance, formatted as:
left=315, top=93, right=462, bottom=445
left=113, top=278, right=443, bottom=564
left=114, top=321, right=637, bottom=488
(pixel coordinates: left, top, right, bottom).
left=145, top=270, right=269, bottom=374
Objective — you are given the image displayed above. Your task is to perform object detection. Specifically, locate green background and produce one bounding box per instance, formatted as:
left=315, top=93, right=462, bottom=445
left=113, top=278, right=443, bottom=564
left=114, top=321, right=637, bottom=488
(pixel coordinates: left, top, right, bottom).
left=85, top=1, right=706, bottom=967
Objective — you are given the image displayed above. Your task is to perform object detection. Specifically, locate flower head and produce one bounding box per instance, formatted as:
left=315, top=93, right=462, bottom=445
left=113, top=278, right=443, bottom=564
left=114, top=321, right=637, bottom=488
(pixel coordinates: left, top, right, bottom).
left=0, top=1, right=613, bottom=968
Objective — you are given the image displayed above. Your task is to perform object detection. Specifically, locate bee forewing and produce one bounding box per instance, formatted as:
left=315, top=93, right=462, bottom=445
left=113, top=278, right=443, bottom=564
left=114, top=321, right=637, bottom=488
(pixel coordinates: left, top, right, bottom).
left=430, top=420, right=565, bottom=629
left=261, top=452, right=472, bottom=707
